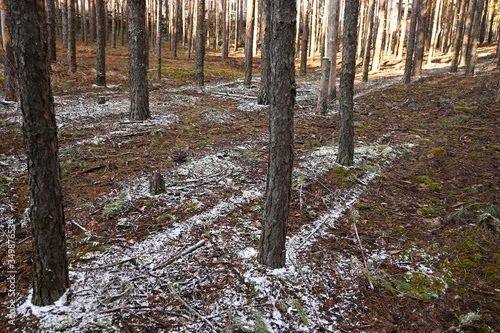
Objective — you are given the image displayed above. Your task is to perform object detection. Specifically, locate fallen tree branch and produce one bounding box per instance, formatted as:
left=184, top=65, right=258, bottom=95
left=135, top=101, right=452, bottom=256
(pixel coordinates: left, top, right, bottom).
left=353, top=223, right=374, bottom=290
left=70, top=257, right=136, bottom=272
left=154, top=239, right=206, bottom=270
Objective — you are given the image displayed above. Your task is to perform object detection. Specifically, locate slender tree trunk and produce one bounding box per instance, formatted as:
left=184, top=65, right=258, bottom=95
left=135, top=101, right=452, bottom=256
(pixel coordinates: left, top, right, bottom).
left=257, top=0, right=271, bottom=105
left=479, top=0, right=489, bottom=43
left=451, top=0, right=468, bottom=71
left=466, top=0, right=486, bottom=75
left=461, top=0, right=475, bottom=66
left=96, top=0, right=106, bottom=86
left=413, top=0, right=428, bottom=77
left=111, top=0, right=117, bottom=48
left=68, top=0, right=77, bottom=72
left=221, top=0, right=228, bottom=58
left=128, top=0, right=150, bottom=120
left=300, top=7, right=309, bottom=76
left=156, top=0, right=162, bottom=79
left=317, top=57, right=331, bottom=114
left=361, top=0, right=375, bottom=82
left=46, top=0, right=57, bottom=61
left=1, top=0, right=18, bottom=101
left=427, top=0, right=442, bottom=65
left=487, top=0, right=497, bottom=42
left=372, top=0, right=388, bottom=71
left=62, top=0, right=69, bottom=48
left=396, top=0, right=409, bottom=60
left=326, top=0, right=340, bottom=100
left=195, top=0, right=205, bottom=86
left=404, top=0, right=420, bottom=83
left=8, top=0, right=69, bottom=306
left=244, top=0, right=255, bottom=86
left=89, top=0, right=96, bottom=41
left=337, top=0, right=359, bottom=166
left=259, top=0, right=296, bottom=269
left=81, top=0, right=87, bottom=44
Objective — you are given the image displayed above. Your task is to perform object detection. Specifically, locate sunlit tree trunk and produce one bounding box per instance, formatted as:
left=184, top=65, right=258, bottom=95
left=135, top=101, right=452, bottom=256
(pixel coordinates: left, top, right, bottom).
left=487, top=0, right=498, bottom=42
left=326, top=0, right=340, bottom=100
left=460, top=0, right=475, bottom=66
left=257, top=0, right=271, bottom=105
left=300, top=4, right=309, bottom=76
left=244, top=0, right=255, bottom=86
left=361, top=0, right=375, bottom=82
left=221, top=0, right=228, bottom=58
left=396, top=0, right=409, bottom=60
left=413, top=0, right=428, bottom=77
left=404, top=0, right=420, bottom=83
left=466, top=0, right=486, bottom=75
left=8, top=0, right=70, bottom=306
left=427, top=0, right=442, bottom=65
left=128, top=0, right=150, bottom=120
left=451, top=0, right=468, bottom=72
left=372, top=0, right=388, bottom=72
left=259, top=0, right=296, bottom=269
left=337, top=0, right=359, bottom=166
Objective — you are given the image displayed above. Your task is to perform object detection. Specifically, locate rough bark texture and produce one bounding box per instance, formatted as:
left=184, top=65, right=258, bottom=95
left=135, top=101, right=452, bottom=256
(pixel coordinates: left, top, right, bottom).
left=96, top=0, right=106, bottom=86
left=451, top=0, right=468, bottom=72
left=1, top=0, right=18, bottom=101
left=221, top=0, right=229, bottom=59
left=195, top=0, right=205, bottom=86
left=244, top=0, right=255, bottom=86
left=465, top=0, right=486, bottom=76
left=257, top=0, right=271, bottom=105
left=404, top=0, right=420, bottom=83
left=361, top=0, right=375, bottom=82
left=128, top=0, right=150, bottom=120
left=326, top=0, right=340, bottom=100
left=46, top=0, right=57, bottom=61
left=7, top=0, right=69, bottom=306
left=413, top=0, right=428, bottom=77
left=336, top=0, right=359, bottom=166
left=317, top=57, right=331, bottom=115
left=259, top=0, right=296, bottom=269
left=67, top=0, right=77, bottom=72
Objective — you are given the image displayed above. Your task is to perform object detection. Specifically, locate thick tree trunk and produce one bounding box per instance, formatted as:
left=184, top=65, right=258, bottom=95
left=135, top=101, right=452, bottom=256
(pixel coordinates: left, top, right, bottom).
left=257, top=0, right=271, bottom=105
left=8, top=0, right=69, bottom=306
left=96, top=0, right=106, bottom=86
left=460, top=0, right=475, bottom=66
left=1, top=1, right=18, bottom=101
left=195, top=0, right=205, bottom=86
left=68, top=0, right=77, bottom=72
left=337, top=0, right=359, bottom=166
left=244, top=0, right=255, bottom=86
left=259, top=0, right=296, bottom=269
left=128, top=0, right=150, bottom=120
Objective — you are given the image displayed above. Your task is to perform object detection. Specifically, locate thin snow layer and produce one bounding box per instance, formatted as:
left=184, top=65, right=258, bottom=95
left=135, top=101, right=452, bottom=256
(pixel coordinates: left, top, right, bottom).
left=14, top=137, right=413, bottom=332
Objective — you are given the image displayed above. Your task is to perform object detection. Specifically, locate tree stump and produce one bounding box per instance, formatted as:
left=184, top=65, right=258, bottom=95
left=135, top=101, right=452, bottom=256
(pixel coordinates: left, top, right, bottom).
left=97, top=96, right=106, bottom=104
left=149, top=171, right=165, bottom=195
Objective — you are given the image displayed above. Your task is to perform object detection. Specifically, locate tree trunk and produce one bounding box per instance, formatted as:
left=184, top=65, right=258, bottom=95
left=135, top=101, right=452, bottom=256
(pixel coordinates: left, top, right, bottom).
left=317, top=57, right=331, bottom=115
left=68, top=0, right=77, bottom=72
left=8, top=0, right=69, bottom=306
left=96, top=0, right=106, bottom=86
left=156, top=0, right=162, bottom=79
left=80, top=0, right=87, bottom=44
left=89, top=0, right=96, bottom=41
left=128, top=0, right=150, bottom=120
left=259, top=0, right=296, bottom=269
left=300, top=7, right=309, bottom=76
left=427, top=0, right=442, bottom=65
left=372, top=0, right=388, bottom=71
left=61, top=0, right=68, bottom=48
left=326, top=0, right=340, bottom=100
left=361, top=0, right=375, bottom=82
left=221, top=0, right=228, bottom=58
left=195, top=0, right=205, bottom=86
left=111, top=0, right=118, bottom=48
left=46, top=0, right=57, bottom=60
left=257, top=0, right=271, bottom=105
left=396, top=0, right=409, bottom=60
left=460, top=0, right=475, bottom=66
left=244, top=0, right=255, bottom=86
left=337, top=0, right=359, bottom=166
left=465, top=0, right=486, bottom=75
left=413, top=0, right=428, bottom=77
left=403, top=0, right=420, bottom=83
left=451, top=0, right=468, bottom=72
left=487, top=0, right=497, bottom=42
left=1, top=0, right=18, bottom=101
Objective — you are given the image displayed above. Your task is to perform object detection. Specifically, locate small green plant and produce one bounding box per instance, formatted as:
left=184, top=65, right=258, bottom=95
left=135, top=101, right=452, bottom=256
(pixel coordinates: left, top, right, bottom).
left=102, top=191, right=129, bottom=218
left=155, top=213, right=177, bottom=224
left=470, top=151, right=485, bottom=158
left=292, top=300, right=311, bottom=327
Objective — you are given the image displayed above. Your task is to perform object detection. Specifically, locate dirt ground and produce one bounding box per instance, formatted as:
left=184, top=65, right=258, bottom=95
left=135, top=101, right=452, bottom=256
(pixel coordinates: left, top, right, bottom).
left=0, top=43, right=499, bottom=332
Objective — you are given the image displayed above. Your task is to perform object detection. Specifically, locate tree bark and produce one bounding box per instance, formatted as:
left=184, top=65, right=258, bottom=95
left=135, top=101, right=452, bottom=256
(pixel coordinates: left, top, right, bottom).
left=221, top=0, right=228, bottom=58
left=46, top=0, right=57, bottom=60
left=68, top=0, right=77, bottom=72
left=460, top=0, right=475, bottom=66
left=257, top=0, right=271, bottom=105
left=156, top=0, right=162, bottom=79
left=372, top=0, right=388, bottom=71
left=451, top=0, right=468, bottom=72
left=413, top=0, right=428, bottom=77
left=259, top=0, right=296, bottom=269
left=96, top=0, right=106, bottom=86
left=61, top=0, right=68, bottom=48
left=128, top=0, right=150, bottom=120
left=244, top=0, right=255, bottom=86
left=8, top=0, right=69, bottom=306
left=1, top=0, right=18, bottom=101
left=326, top=0, right=340, bottom=101
left=361, top=0, right=375, bottom=82
left=403, top=0, right=420, bottom=83
left=337, top=0, right=359, bottom=166
left=317, top=57, right=331, bottom=115
left=396, top=0, right=409, bottom=60
left=465, top=0, right=486, bottom=75
left=195, top=0, right=205, bottom=86
left=300, top=6, right=309, bottom=76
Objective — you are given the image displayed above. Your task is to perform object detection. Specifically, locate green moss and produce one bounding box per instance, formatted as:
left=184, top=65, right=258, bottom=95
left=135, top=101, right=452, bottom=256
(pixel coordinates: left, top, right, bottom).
left=481, top=266, right=498, bottom=277
left=416, top=176, right=432, bottom=185
left=453, top=106, right=478, bottom=112
left=394, top=225, right=405, bottom=233
left=428, top=147, right=447, bottom=157
left=102, top=191, right=129, bottom=218
left=429, top=182, right=443, bottom=190
left=469, top=254, right=483, bottom=263
left=489, top=145, right=500, bottom=151
left=470, top=151, right=486, bottom=158
left=422, top=206, right=435, bottom=215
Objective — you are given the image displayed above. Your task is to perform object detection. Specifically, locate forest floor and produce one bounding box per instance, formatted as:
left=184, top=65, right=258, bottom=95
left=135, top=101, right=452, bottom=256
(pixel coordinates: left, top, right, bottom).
left=0, top=44, right=499, bottom=333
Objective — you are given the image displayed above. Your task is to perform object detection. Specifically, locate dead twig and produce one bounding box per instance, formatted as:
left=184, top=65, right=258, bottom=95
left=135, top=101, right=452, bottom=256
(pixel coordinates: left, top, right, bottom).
left=153, top=239, right=206, bottom=270
left=70, top=257, right=136, bottom=272
left=353, top=223, right=374, bottom=290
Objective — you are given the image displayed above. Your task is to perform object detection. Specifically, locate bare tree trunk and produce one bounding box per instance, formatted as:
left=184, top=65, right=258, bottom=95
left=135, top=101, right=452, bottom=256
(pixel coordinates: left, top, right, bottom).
left=111, top=0, right=117, bottom=48
left=195, top=0, right=205, bottom=86
left=372, top=0, right=388, bottom=71
left=128, top=0, right=150, bottom=120
left=8, top=0, right=69, bottom=306
left=221, top=0, right=228, bottom=58
left=257, top=0, right=271, bottom=105
left=244, top=0, right=255, bottom=86
left=68, top=0, right=77, bottom=72
left=46, top=0, right=57, bottom=60
left=89, top=0, right=96, bottom=41
left=317, top=57, right=331, bottom=114
left=259, top=0, right=296, bottom=269
left=337, top=0, right=359, bottom=166
left=427, top=0, right=442, bottom=64
left=300, top=6, right=309, bottom=76
left=451, top=0, right=468, bottom=72
left=403, top=0, right=420, bottom=83
left=96, top=0, right=106, bottom=86
left=62, top=0, right=69, bottom=48
left=326, top=0, right=340, bottom=100
left=466, top=0, right=486, bottom=75
left=460, top=0, right=475, bottom=66
left=487, top=0, right=498, bottom=42
left=156, top=0, right=162, bottom=79
left=396, top=0, right=409, bottom=60
left=80, top=0, right=87, bottom=44
left=1, top=0, right=17, bottom=101
left=413, top=0, right=428, bottom=77
left=361, top=0, right=375, bottom=82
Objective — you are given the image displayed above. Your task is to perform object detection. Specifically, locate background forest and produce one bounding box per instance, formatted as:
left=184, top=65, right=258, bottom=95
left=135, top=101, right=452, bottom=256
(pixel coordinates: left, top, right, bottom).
left=0, top=0, right=499, bottom=332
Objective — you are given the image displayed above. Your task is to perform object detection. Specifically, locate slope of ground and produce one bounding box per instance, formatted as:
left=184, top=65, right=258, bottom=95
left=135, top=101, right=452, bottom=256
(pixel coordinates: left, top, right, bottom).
left=0, top=45, right=499, bottom=332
